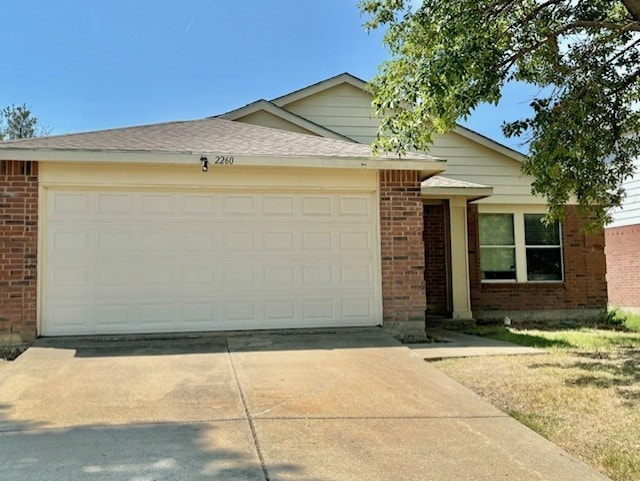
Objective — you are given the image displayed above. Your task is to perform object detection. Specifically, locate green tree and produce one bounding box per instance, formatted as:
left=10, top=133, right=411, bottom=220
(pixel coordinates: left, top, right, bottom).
left=360, top=0, right=640, bottom=229
left=0, top=103, right=40, bottom=140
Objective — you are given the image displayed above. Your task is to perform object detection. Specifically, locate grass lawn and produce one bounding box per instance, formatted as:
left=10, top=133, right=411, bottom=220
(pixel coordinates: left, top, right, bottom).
left=434, top=315, right=640, bottom=481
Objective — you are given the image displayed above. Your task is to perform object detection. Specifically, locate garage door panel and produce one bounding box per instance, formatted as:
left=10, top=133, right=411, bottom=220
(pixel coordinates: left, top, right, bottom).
left=302, top=195, right=333, bottom=215
left=182, top=195, right=216, bottom=215
left=45, top=292, right=378, bottom=335
left=97, top=193, right=133, bottom=215
left=43, top=188, right=380, bottom=335
left=95, top=305, right=130, bottom=327
left=264, top=195, right=295, bottom=215
left=339, top=195, right=371, bottom=216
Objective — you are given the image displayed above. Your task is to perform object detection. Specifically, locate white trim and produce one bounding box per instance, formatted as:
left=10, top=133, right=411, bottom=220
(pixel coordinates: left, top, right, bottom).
left=477, top=206, right=564, bottom=284
left=452, top=126, right=525, bottom=163
left=218, top=100, right=355, bottom=142
left=477, top=204, right=549, bottom=215
left=0, top=149, right=446, bottom=173
left=271, top=73, right=369, bottom=107
left=523, top=213, right=564, bottom=283
left=373, top=170, right=384, bottom=326
left=449, top=196, right=473, bottom=318
left=514, top=213, right=527, bottom=282
left=422, top=187, right=493, bottom=201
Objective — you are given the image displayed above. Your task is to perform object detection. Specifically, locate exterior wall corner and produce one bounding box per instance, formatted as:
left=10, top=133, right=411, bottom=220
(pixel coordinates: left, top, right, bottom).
left=0, top=160, right=38, bottom=345
left=468, top=204, right=608, bottom=320
left=379, top=170, right=426, bottom=330
left=605, top=224, right=640, bottom=310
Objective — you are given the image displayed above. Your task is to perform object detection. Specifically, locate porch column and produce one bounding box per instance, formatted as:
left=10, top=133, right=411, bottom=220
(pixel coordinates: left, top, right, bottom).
left=449, top=197, right=473, bottom=319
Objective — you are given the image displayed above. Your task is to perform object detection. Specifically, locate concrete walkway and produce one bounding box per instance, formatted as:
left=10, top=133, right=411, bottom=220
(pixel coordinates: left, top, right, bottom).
left=412, top=328, right=544, bottom=360
left=0, top=329, right=607, bottom=481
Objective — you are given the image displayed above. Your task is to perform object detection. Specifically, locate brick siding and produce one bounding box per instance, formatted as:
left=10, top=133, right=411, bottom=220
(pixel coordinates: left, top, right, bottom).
left=0, top=161, right=38, bottom=342
left=605, top=224, right=640, bottom=309
left=468, top=204, right=607, bottom=316
left=423, top=203, right=449, bottom=315
left=380, top=170, right=426, bottom=325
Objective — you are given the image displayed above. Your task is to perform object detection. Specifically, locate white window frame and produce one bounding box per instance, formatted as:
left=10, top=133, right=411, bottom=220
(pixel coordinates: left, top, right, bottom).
left=478, top=213, right=517, bottom=282
left=478, top=205, right=564, bottom=283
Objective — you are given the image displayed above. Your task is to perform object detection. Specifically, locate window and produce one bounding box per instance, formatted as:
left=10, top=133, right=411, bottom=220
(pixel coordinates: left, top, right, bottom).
left=479, top=214, right=516, bottom=280
left=479, top=211, right=563, bottom=283
left=524, top=214, right=563, bottom=281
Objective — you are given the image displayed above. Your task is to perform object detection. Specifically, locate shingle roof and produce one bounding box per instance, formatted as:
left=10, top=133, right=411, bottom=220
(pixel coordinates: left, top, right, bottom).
left=422, top=176, right=491, bottom=189
left=0, top=116, right=433, bottom=161
left=421, top=175, right=493, bottom=200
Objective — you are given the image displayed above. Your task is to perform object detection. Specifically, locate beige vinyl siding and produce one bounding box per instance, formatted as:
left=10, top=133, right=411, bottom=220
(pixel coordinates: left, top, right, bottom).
left=284, top=84, right=379, bottom=144
left=609, top=156, right=640, bottom=228
left=282, top=83, right=542, bottom=205
left=235, top=111, right=320, bottom=136
left=431, top=132, right=540, bottom=205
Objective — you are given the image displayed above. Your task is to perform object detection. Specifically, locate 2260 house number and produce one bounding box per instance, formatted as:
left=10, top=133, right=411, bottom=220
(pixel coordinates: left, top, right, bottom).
left=215, top=156, right=234, bottom=165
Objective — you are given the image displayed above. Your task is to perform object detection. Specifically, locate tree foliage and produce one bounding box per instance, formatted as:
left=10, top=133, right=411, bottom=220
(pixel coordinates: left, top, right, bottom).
left=0, top=103, right=40, bottom=141
left=360, top=0, right=640, bottom=229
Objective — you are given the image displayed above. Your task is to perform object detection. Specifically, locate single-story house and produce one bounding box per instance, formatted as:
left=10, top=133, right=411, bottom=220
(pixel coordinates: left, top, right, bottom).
left=605, top=153, right=640, bottom=313
left=0, top=73, right=608, bottom=343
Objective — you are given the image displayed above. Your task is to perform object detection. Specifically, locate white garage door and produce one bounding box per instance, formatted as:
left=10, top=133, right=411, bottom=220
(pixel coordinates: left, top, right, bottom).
left=43, top=188, right=380, bottom=335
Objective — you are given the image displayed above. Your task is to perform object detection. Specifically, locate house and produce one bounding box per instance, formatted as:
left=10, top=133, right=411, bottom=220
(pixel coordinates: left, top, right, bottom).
left=605, top=154, right=640, bottom=313
left=0, top=73, right=608, bottom=344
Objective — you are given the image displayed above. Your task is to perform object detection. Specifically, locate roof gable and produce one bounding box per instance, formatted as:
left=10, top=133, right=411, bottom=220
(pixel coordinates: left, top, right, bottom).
left=218, top=99, right=355, bottom=142
left=271, top=73, right=369, bottom=108
left=265, top=73, right=525, bottom=164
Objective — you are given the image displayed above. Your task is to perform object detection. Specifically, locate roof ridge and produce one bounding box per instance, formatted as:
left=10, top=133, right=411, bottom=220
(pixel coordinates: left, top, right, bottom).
left=212, top=99, right=271, bottom=119
left=0, top=117, right=210, bottom=144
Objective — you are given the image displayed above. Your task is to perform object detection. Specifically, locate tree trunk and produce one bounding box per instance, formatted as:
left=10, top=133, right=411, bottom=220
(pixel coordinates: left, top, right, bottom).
left=621, top=0, right=640, bottom=21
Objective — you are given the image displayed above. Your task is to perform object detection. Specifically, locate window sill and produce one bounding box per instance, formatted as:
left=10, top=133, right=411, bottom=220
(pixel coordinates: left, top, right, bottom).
left=481, top=280, right=565, bottom=285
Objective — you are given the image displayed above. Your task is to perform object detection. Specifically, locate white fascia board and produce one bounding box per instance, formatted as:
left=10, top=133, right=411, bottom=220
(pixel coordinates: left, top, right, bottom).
left=422, top=186, right=494, bottom=201
left=452, top=126, right=525, bottom=163
left=0, top=148, right=446, bottom=173
left=220, top=100, right=355, bottom=142
left=271, top=74, right=369, bottom=107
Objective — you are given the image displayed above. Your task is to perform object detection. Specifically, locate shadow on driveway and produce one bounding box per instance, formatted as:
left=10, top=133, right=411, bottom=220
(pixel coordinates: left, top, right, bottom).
left=33, top=327, right=399, bottom=358
left=0, top=415, right=305, bottom=481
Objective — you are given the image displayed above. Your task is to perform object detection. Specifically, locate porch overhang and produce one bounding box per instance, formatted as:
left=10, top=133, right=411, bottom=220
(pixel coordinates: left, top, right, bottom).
left=421, top=176, right=493, bottom=202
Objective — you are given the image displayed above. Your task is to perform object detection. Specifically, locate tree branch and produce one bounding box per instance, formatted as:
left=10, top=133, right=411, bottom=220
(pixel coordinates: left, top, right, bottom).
left=567, top=20, right=640, bottom=32
left=500, top=18, right=640, bottom=72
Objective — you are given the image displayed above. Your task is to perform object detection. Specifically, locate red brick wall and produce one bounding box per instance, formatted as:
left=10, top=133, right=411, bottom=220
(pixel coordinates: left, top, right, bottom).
left=423, top=203, right=448, bottom=315
left=605, top=224, right=640, bottom=309
left=468, top=204, right=607, bottom=316
left=0, top=161, right=38, bottom=342
left=380, top=170, right=426, bottom=324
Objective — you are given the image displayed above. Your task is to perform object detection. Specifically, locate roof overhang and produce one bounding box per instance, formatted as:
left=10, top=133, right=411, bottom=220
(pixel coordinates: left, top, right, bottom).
left=452, top=126, right=525, bottom=163
left=421, top=176, right=493, bottom=202
left=0, top=148, right=447, bottom=174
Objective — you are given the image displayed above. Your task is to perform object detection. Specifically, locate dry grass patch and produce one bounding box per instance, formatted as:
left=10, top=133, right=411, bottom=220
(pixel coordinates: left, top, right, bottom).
left=435, top=328, right=640, bottom=481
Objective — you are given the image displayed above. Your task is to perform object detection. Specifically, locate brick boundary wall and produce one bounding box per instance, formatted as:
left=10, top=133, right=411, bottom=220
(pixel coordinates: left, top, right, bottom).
left=468, top=204, right=607, bottom=320
left=605, top=224, right=640, bottom=310
left=0, top=161, right=38, bottom=344
left=379, top=170, right=426, bottom=328
left=423, top=203, right=448, bottom=316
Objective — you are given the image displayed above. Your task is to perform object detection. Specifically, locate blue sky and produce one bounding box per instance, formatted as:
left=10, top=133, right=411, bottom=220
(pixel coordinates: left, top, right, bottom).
left=1, top=0, right=533, bottom=152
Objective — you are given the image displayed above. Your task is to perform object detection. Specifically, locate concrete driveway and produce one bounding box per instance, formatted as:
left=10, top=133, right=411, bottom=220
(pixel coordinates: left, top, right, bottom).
left=0, top=329, right=609, bottom=481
